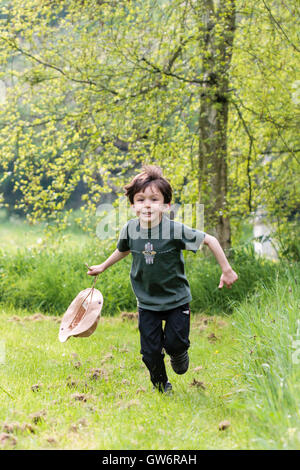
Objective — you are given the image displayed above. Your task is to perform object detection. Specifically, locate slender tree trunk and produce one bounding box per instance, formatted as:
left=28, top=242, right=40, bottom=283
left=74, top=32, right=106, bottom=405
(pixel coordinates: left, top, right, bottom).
left=197, top=0, right=235, bottom=250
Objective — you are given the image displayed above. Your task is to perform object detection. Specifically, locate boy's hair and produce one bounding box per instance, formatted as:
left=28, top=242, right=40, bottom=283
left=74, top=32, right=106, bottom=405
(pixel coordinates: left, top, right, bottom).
left=124, top=165, right=172, bottom=204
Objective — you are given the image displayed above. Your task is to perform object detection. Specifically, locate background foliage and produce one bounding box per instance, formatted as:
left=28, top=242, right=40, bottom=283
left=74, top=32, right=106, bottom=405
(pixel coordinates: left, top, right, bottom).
left=0, top=0, right=299, bottom=250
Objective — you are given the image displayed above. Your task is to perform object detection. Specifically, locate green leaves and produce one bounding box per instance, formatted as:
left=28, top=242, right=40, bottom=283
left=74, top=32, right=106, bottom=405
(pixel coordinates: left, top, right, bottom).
left=0, top=0, right=298, bottom=246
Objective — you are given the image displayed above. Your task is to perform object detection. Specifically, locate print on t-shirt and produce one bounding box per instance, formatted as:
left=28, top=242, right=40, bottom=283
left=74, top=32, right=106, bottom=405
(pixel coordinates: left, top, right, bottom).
left=142, top=242, right=156, bottom=264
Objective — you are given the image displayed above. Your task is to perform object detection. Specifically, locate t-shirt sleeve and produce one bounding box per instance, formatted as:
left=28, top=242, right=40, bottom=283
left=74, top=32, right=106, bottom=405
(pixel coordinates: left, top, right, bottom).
left=176, top=223, right=206, bottom=253
left=117, top=222, right=130, bottom=252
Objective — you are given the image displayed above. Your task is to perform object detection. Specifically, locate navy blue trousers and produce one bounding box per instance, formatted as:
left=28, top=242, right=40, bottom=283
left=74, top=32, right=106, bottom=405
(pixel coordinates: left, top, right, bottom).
left=138, top=302, right=190, bottom=387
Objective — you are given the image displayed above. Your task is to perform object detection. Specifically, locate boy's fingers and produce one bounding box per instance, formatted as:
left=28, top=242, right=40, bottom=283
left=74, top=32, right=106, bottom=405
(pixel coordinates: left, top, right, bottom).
left=85, top=263, right=99, bottom=275
left=218, top=279, right=224, bottom=289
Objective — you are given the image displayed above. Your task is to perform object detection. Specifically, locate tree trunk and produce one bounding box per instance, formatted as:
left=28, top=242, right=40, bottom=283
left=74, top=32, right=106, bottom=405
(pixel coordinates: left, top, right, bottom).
left=197, top=0, right=235, bottom=250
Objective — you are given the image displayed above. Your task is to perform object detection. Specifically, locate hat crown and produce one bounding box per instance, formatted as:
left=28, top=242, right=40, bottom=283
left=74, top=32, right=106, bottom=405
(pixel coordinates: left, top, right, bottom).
left=59, top=288, right=103, bottom=343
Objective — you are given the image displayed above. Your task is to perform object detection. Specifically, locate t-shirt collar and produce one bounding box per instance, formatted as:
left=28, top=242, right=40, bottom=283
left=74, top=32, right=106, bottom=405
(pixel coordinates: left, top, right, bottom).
left=138, top=214, right=170, bottom=238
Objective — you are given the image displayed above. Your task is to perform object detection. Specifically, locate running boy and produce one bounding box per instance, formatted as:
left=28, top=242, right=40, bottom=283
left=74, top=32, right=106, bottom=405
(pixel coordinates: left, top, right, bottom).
left=87, top=165, right=238, bottom=393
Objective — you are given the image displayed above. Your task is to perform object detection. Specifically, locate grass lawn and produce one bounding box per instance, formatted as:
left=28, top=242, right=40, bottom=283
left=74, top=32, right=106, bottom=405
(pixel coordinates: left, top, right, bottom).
left=1, top=214, right=299, bottom=450
left=0, top=306, right=251, bottom=450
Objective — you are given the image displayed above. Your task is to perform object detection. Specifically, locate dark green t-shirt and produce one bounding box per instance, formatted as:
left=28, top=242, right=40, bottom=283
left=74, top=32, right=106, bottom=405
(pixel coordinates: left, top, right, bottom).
left=117, top=215, right=206, bottom=311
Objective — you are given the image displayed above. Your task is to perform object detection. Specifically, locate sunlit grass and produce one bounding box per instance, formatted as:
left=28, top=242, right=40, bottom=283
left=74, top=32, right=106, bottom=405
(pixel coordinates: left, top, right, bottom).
left=232, top=264, right=300, bottom=449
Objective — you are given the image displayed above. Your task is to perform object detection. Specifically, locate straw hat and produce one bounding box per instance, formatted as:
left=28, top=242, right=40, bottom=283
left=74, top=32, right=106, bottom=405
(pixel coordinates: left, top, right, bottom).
left=59, top=275, right=103, bottom=343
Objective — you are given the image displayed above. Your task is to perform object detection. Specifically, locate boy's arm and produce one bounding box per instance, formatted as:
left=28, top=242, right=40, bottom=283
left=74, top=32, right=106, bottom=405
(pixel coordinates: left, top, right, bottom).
left=203, top=234, right=238, bottom=288
left=87, top=249, right=130, bottom=276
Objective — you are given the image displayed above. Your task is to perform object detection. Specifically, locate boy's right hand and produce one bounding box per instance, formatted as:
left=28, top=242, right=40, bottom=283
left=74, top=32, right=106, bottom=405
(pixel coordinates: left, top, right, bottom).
left=86, top=263, right=105, bottom=276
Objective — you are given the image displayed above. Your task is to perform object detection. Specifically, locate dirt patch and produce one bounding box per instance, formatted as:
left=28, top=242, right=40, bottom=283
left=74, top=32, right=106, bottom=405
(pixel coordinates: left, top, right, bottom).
left=46, top=436, right=57, bottom=445
left=72, top=361, right=82, bottom=369
left=101, top=353, right=113, bottom=364
left=66, top=376, right=79, bottom=388
left=7, top=315, right=22, bottom=322
left=30, top=410, right=47, bottom=425
left=193, top=315, right=215, bottom=333
left=8, top=313, right=60, bottom=323
left=31, top=383, right=43, bottom=392
left=193, top=315, right=214, bottom=326
left=87, top=368, right=108, bottom=382
left=121, top=312, right=138, bottom=321
left=218, top=420, right=231, bottom=431
left=189, top=379, right=206, bottom=390
left=0, top=432, right=17, bottom=447
left=2, top=421, right=35, bottom=434
left=71, top=392, right=95, bottom=402
left=72, top=393, right=88, bottom=402
left=207, top=332, right=218, bottom=342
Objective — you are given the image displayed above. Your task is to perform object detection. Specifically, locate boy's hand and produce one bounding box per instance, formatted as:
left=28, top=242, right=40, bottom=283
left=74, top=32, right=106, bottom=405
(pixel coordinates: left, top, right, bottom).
left=218, top=268, right=238, bottom=289
left=86, top=263, right=105, bottom=276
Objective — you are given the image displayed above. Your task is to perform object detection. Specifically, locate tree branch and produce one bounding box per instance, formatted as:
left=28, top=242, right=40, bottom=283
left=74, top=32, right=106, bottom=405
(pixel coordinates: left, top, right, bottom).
left=262, top=0, right=300, bottom=53
left=1, top=37, right=119, bottom=95
left=140, top=56, right=208, bottom=85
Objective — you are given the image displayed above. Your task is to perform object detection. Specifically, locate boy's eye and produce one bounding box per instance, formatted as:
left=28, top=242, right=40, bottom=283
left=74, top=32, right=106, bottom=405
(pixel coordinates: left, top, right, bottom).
left=135, top=197, right=160, bottom=202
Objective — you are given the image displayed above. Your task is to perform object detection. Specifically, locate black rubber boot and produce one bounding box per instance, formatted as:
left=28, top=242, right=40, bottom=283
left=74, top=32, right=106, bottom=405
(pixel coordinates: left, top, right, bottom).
left=153, top=381, right=173, bottom=394
left=163, top=381, right=173, bottom=394
left=170, top=350, right=189, bottom=375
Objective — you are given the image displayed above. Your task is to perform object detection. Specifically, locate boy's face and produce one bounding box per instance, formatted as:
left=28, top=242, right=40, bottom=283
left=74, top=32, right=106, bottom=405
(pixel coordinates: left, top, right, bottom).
left=131, top=184, right=170, bottom=227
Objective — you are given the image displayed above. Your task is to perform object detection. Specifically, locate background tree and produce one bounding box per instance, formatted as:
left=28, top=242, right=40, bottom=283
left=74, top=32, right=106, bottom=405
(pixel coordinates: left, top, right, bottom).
left=0, top=0, right=299, bottom=250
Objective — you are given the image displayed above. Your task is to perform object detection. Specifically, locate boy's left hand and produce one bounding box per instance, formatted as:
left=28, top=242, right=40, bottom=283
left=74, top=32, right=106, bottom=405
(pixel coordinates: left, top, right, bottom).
left=218, top=268, right=238, bottom=289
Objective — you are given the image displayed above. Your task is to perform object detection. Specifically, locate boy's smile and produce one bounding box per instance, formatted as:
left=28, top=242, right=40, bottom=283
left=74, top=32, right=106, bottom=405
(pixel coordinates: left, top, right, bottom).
left=132, top=184, right=170, bottom=228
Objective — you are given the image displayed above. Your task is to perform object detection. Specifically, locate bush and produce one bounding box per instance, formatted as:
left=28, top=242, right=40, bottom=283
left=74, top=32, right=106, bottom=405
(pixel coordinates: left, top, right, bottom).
left=0, top=238, right=135, bottom=315
left=0, top=239, right=285, bottom=316
left=274, top=220, right=300, bottom=262
left=187, top=242, right=281, bottom=314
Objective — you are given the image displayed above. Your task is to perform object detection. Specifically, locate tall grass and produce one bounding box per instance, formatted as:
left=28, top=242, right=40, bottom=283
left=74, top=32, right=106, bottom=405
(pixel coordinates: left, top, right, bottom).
left=187, top=242, right=280, bottom=314
left=0, top=210, right=290, bottom=317
left=0, top=240, right=133, bottom=315
left=0, top=237, right=283, bottom=316
left=232, top=262, right=300, bottom=449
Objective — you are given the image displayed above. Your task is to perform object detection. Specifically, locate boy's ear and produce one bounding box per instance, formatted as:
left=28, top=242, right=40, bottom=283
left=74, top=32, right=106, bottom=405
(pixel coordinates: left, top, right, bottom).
left=159, top=203, right=169, bottom=214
